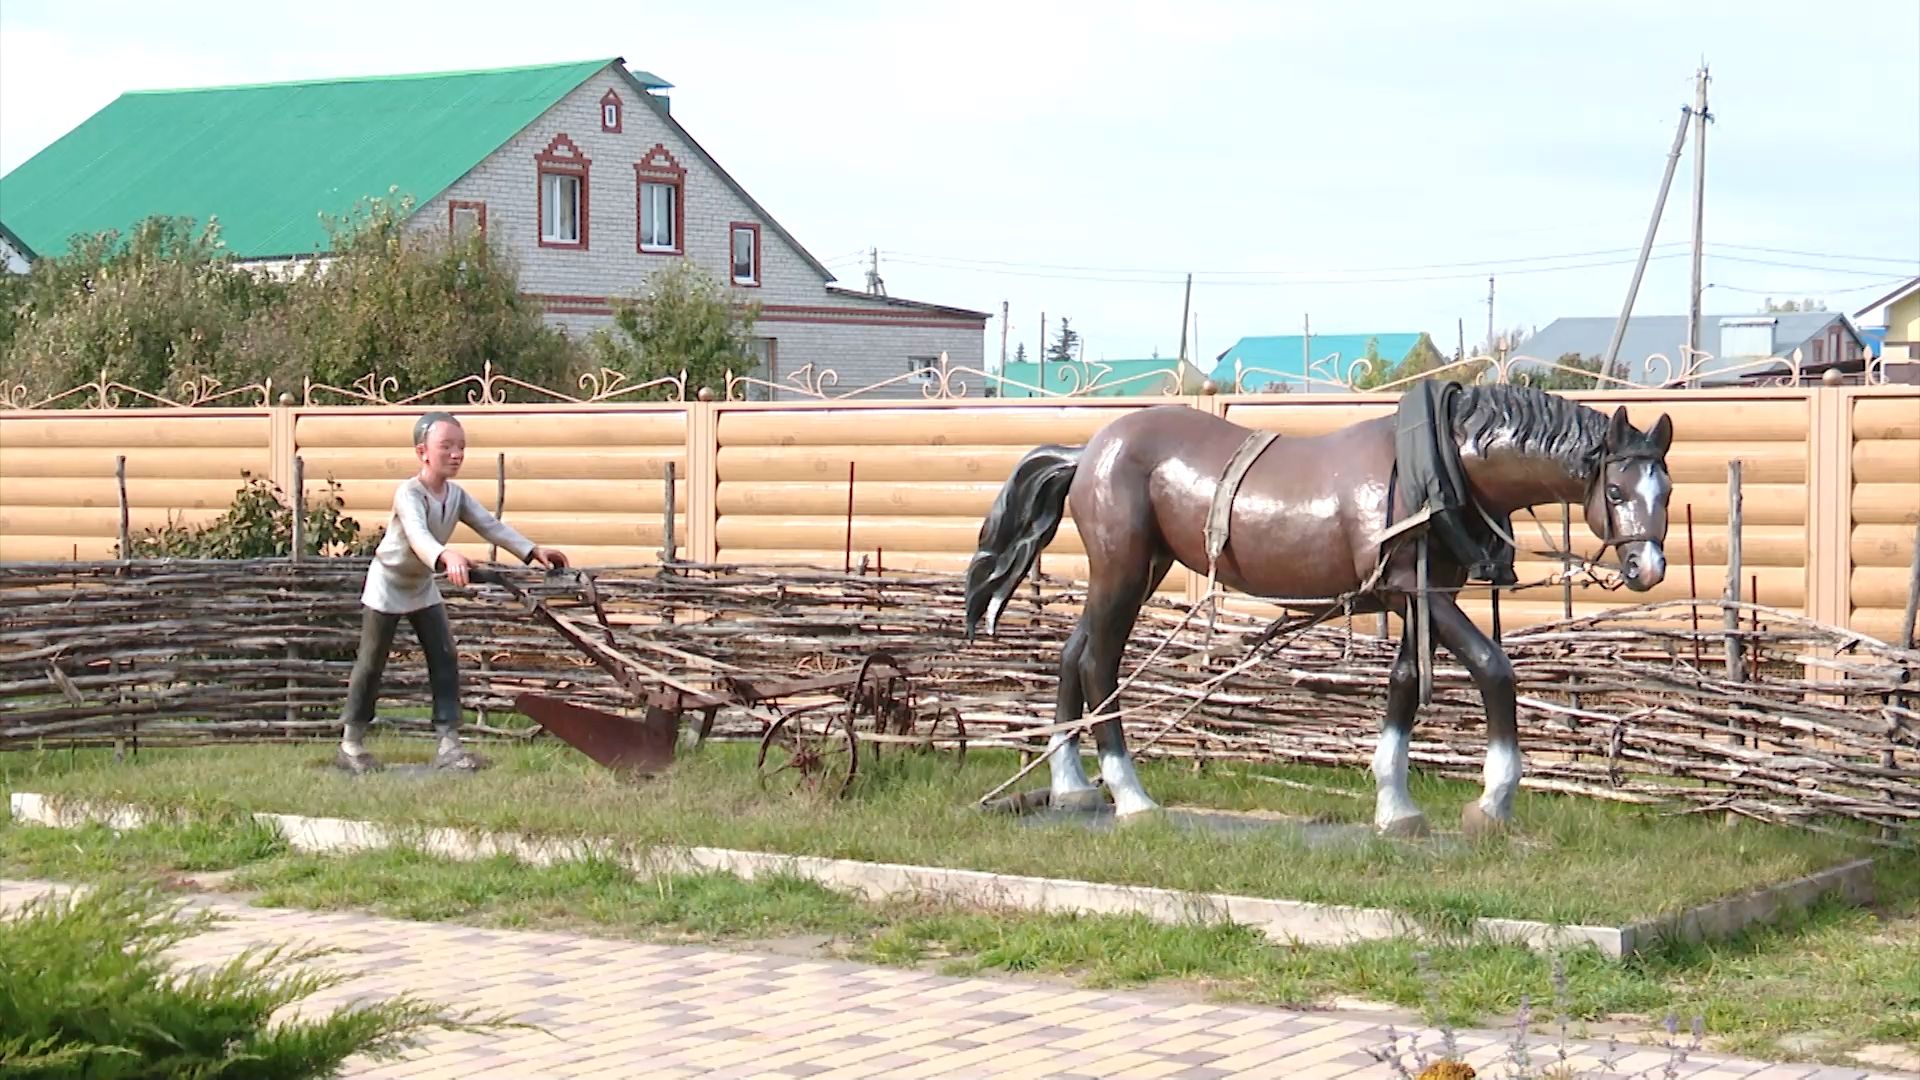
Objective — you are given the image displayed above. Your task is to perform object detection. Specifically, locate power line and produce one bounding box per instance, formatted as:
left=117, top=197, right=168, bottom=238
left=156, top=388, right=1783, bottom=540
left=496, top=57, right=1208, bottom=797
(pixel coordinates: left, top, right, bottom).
left=1707, top=254, right=1916, bottom=277
left=1705, top=276, right=1913, bottom=296
left=1710, top=242, right=1920, bottom=266
left=885, top=243, right=1691, bottom=278
left=884, top=252, right=1695, bottom=287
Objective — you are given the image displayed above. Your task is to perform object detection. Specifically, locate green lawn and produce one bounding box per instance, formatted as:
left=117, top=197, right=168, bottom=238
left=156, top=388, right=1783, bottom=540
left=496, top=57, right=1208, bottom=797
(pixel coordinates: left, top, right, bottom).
left=0, top=737, right=1880, bottom=927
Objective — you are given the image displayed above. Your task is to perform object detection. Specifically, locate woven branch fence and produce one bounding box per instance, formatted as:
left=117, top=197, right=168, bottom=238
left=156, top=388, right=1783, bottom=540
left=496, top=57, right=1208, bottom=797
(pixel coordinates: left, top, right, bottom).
left=2, top=558, right=1915, bottom=842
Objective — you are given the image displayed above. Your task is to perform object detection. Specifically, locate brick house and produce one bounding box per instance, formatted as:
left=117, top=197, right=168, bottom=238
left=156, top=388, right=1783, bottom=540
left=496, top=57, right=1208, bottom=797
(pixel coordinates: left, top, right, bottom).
left=0, top=58, right=989, bottom=398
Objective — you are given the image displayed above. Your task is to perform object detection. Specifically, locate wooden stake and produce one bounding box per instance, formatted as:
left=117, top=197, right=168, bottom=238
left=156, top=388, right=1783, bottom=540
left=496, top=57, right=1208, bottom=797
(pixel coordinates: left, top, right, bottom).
left=844, top=462, right=856, bottom=574
left=1724, top=460, right=1746, bottom=746
left=1686, top=502, right=1701, bottom=669
left=115, top=456, right=130, bottom=558
left=488, top=452, right=506, bottom=562
left=290, top=455, right=305, bottom=562
left=662, top=461, right=678, bottom=565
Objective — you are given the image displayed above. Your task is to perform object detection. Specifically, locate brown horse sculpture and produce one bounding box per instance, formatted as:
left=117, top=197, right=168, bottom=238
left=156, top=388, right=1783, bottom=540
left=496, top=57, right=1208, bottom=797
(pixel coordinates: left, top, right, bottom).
left=963, top=384, right=1674, bottom=835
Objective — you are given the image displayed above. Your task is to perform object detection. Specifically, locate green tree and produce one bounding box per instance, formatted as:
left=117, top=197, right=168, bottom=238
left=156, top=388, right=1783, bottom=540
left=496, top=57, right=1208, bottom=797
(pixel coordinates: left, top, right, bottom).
left=0, top=216, right=285, bottom=404
left=592, top=260, right=761, bottom=398
left=265, top=192, right=578, bottom=402
left=1012, top=342, right=1028, bottom=364
left=1352, top=332, right=1463, bottom=390
left=1519, top=352, right=1627, bottom=391
left=1046, top=317, right=1081, bottom=363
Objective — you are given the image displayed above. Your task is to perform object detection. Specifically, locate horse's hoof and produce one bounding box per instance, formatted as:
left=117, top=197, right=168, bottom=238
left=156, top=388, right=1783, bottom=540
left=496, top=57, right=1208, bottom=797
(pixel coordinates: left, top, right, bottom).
left=334, top=749, right=382, bottom=775
left=1114, top=803, right=1165, bottom=824
left=431, top=747, right=491, bottom=772
left=1377, top=812, right=1430, bottom=838
left=1052, top=788, right=1106, bottom=813
left=1460, top=801, right=1511, bottom=837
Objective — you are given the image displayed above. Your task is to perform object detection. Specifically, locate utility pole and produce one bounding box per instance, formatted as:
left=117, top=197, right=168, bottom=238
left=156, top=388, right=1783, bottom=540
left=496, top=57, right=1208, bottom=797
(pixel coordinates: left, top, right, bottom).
left=1485, top=276, right=1495, bottom=353
left=865, top=248, right=886, bottom=296
left=999, top=300, right=1009, bottom=369
left=1178, top=273, right=1193, bottom=363
left=1457, top=317, right=1466, bottom=361
left=1686, top=63, right=1713, bottom=364
left=1039, top=311, right=1047, bottom=374
left=1303, top=313, right=1312, bottom=373
left=1604, top=102, right=1693, bottom=369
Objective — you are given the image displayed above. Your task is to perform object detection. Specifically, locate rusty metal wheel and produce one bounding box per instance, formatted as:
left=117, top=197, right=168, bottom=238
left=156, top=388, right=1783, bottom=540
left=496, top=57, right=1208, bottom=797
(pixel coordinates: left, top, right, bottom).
left=915, top=707, right=968, bottom=770
left=849, top=650, right=915, bottom=759
left=755, top=705, right=859, bottom=798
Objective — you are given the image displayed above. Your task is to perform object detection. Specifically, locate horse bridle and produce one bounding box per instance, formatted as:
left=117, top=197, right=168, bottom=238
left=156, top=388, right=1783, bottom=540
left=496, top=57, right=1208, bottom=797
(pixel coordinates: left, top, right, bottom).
left=1584, top=447, right=1669, bottom=559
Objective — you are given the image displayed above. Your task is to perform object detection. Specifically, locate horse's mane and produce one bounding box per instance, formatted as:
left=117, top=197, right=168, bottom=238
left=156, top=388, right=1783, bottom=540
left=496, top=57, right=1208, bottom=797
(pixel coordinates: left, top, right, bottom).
left=1449, top=384, right=1610, bottom=478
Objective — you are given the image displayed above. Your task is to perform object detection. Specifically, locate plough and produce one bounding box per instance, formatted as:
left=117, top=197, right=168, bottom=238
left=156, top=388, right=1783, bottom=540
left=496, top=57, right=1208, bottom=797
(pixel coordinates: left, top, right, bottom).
left=471, top=567, right=967, bottom=794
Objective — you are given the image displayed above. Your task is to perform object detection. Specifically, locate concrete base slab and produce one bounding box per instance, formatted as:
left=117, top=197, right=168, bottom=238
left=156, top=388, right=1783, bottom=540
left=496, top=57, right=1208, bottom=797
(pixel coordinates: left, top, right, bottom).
left=8, top=791, right=1874, bottom=959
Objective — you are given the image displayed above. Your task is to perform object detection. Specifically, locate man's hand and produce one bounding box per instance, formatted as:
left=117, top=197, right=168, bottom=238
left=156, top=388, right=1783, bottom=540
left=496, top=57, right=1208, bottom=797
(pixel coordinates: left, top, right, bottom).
left=438, top=549, right=473, bottom=586
left=530, top=546, right=570, bottom=570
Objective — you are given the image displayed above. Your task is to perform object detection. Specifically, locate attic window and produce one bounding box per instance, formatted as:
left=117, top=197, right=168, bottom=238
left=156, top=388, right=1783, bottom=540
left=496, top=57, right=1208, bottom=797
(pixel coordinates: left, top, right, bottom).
left=600, top=90, right=622, bottom=133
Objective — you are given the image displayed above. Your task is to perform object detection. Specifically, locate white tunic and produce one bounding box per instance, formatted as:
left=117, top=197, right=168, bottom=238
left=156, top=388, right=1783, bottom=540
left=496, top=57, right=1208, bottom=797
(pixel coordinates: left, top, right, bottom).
left=359, top=477, right=535, bottom=614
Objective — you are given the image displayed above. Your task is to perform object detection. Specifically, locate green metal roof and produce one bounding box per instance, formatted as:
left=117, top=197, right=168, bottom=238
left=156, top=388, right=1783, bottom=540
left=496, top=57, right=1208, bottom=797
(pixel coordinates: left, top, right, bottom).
left=0, top=58, right=618, bottom=259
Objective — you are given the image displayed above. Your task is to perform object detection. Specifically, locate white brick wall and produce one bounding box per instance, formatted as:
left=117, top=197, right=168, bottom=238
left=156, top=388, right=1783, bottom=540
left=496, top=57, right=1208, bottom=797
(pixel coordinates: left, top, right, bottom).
left=411, top=63, right=985, bottom=395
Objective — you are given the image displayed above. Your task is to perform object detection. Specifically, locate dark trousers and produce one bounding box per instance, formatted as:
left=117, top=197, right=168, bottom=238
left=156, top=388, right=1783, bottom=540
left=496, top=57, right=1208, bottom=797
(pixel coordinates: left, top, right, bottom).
left=339, top=604, right=461, bottom=731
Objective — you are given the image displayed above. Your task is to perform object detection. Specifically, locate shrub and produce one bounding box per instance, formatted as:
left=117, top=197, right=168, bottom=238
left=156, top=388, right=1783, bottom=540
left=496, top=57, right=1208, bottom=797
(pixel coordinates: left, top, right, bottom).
left=124, top=473, right=377, bottom=560
left=0, top=880, right=503, bottom=1079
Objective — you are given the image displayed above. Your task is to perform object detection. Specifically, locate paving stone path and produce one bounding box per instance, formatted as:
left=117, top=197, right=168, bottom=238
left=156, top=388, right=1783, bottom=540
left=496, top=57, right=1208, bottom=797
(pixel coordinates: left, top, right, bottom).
left=4, top=879, right=1910, bottom=1080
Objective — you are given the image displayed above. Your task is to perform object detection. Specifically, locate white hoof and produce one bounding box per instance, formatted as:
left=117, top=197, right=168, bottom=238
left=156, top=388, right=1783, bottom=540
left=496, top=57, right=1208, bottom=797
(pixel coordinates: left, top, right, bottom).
left=1376, top=811, right=1430, bottom=838
left=1052, top=787, right=1106, bottom=812
left=1111, top=791, right=1162, bottom=818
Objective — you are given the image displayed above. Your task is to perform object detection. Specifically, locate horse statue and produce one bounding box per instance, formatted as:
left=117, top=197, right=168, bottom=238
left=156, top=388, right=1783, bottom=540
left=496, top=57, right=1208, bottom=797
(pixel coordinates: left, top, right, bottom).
left=963, top=382, right=1673, bottom=836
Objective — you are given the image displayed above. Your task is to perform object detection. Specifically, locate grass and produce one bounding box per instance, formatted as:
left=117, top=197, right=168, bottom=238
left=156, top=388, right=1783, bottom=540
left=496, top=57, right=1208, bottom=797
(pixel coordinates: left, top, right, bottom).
left=0, top=738, right=1879, bottom=927
left=2, top=809, right=1913, bottom=1068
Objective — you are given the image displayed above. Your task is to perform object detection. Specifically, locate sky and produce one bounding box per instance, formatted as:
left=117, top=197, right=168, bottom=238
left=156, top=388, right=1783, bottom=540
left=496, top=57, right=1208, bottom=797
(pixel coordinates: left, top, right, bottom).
left=2, top=0, right=1917, bottom=364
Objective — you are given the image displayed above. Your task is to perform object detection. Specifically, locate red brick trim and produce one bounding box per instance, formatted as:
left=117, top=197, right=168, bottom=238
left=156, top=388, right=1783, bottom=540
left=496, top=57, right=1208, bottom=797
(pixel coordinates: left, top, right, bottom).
left=599, top=89, right=623, bottom=133
left=635, top=144, right=687, bottom=256
left=522, top=293, right=986, bottom=329
left=728, top=222, right=762, bottom=288
left=534, top=134, right=591, bottom=251
left=759, top=303, right=986, bottom=326
left=447, top=199, right=487, bottom=238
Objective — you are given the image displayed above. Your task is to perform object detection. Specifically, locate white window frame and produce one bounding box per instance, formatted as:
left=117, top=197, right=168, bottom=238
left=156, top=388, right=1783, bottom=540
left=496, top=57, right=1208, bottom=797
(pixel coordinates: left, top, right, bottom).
left=541, top=173, right=582, bottom=244
left=640, top=181, right=676, bottom=252
left=730, top=224, right=760, bottom=286
left=603, top=102, right=619, bottom=129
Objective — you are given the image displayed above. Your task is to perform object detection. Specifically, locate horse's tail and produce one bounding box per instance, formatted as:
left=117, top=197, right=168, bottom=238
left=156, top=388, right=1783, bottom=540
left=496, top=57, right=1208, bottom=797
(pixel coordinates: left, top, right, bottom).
left=964, top=444, right=1082, bottom=640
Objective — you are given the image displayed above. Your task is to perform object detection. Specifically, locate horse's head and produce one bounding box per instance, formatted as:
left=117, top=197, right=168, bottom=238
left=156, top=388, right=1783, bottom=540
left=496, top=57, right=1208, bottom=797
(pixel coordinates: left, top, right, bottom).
left=1584, top=405, right=1674, bottom=592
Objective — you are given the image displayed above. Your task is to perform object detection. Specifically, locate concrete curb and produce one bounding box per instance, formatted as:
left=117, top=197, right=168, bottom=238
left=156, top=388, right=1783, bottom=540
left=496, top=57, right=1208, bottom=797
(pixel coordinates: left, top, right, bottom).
left=8, top=791, right=1874, bottom=959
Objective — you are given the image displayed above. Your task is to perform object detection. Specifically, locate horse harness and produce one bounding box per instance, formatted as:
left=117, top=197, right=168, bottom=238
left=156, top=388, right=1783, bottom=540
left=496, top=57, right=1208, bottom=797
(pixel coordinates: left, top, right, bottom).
left=1201, top=384, right=1662, bottom=708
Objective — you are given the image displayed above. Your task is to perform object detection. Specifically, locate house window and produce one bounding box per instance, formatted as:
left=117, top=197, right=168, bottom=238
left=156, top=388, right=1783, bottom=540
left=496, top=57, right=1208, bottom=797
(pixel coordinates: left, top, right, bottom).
left=600, top=89, right=623, bottom=133
left=634, top=144, right=687, bottom=256
left=641, top=182, right=677, bottom=250
left=908, top=356, right=941, bottom=386
left=534, top=134, right=591, bottom=250
left=543, top=174, right=582, bottom=243
left=743, top=338, right=778, bottom=401
left=729, top=222, right=761, bottom=286
left=448, top=200, right=486, bottom=242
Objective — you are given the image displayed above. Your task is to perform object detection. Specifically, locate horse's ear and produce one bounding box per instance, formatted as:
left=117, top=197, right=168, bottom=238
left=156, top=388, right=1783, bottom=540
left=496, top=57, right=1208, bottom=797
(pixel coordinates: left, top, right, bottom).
left=1648, top=413, right=1674, bottom=456
left=1607, top=405, right=1633, bottom=448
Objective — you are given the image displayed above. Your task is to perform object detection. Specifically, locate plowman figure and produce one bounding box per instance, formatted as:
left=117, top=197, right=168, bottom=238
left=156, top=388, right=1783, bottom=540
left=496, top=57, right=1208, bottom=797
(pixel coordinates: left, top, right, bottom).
left=335, top=410, right=570, bottom=773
